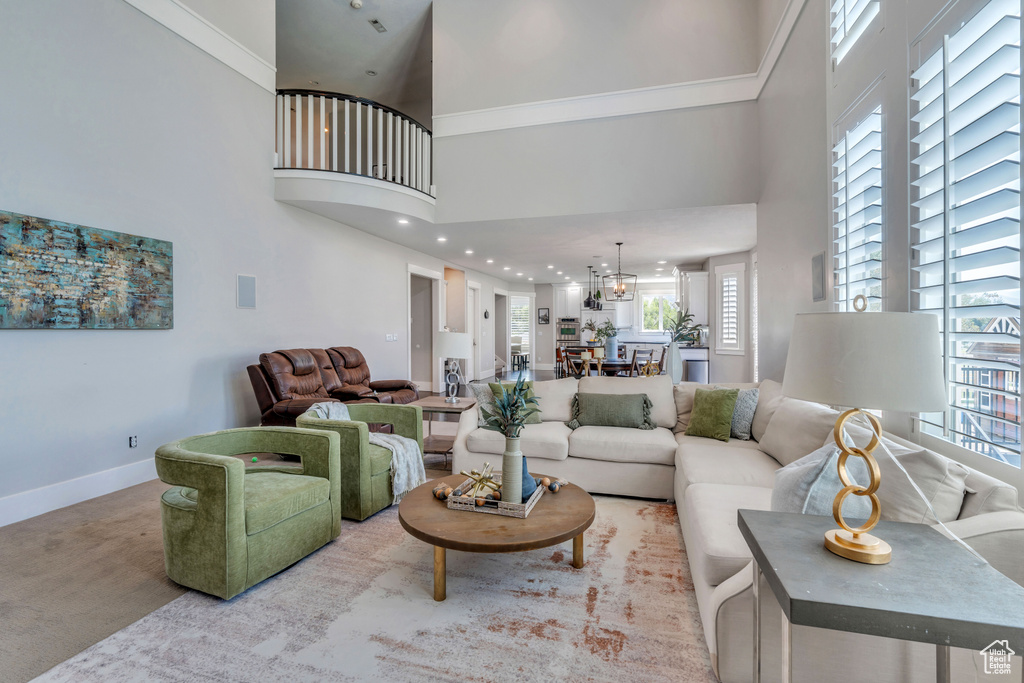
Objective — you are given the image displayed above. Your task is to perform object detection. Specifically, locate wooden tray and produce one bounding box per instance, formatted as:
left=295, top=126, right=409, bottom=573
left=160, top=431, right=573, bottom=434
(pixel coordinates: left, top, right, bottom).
left=446, top=474, right=545, bottom=518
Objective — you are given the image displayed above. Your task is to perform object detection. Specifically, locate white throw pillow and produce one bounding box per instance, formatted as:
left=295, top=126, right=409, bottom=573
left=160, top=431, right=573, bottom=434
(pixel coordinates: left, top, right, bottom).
left=876, top=449, right=969, bottom=523
left=530, top=378, right=579, bottom=423
left=579, top=375, right=676, bottom=429
left=771, top=444, right=872, bottom=518
left=758, top=398, right=839, bottom=467
left=751, top=379, right=784, bottom=442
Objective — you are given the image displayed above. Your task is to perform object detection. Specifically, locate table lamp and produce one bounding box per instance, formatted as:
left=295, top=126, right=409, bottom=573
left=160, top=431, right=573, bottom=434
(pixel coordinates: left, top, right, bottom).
left=434, top=331, right=473, bottom=403
left=781, top=302, right=946, bottom=564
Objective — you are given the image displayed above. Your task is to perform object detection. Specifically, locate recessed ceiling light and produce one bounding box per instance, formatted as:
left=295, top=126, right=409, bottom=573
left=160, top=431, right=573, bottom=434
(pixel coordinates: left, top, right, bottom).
left=657, top=260, right=667, bottom=264
left=503, top=267, right=511, bottom=270
left=365, top=70, right=378, bottom=76
left=601, top=263, right=608, bottom=267
left=655, top=267, right=664, bottom=271
left=606, top=269, right=612, bottom=273
left=465, top=250, right=474, bottom=254
left=437, top=237, right=446, bottom=242
left=556, top=271, right=563, bottom=275
left=547, top=265, right=554, bottom=269
left=528, top=277, right=534, bottom=281
left=564, top=276, right=570, bottom=280
left=486, top=259, right=494, bottom=264
left=516, top=272, right=523, bottom=276
left=397, top=219, right=409, bottom=224
left=654, top=274, right=661, bottom=277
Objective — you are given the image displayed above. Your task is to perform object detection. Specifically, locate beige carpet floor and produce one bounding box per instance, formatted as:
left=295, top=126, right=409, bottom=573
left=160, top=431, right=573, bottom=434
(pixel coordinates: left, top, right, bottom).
left=1, top=421, right=455, bottom=683
left=33, top=496, right=714, bottom=682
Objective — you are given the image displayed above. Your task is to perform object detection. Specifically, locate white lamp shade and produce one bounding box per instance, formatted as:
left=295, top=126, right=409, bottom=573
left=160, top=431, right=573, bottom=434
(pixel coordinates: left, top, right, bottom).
left=434, top=331, right=473, bottom=359
left=782, top=312, right=947, bottom=413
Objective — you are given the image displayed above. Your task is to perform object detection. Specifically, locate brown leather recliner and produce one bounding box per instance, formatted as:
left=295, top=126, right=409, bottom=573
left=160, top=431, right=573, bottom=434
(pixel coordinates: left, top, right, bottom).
left=247, top=347, right=418, bottom=427
left=247, top=349, right=341, bottom=427
left=326, top=347, right=419, bottom=404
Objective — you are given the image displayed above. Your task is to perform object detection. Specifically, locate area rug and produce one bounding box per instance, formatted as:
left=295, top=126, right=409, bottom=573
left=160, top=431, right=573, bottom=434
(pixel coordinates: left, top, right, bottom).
left=34, top=497, right=715, bottom=682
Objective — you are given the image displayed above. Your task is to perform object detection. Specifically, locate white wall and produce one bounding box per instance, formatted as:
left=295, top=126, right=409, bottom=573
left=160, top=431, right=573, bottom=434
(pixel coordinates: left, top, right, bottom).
left=178, top=0, right=275, bottom=64
left=534, top=284, right=555, bottom=368
left=433, top=0, right=757, bottom=115
left=0, top=0, right=511, bottom=510
left=433, top=102, right=760, bottom=224
left=706, top=251, right=754, bottom=384
left=755, top=0, right=830, bottom=383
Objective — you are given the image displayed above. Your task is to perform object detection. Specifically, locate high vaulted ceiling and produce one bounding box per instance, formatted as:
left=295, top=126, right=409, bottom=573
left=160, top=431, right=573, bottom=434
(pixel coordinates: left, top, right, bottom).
left=276, top=0, right=432, bottom=122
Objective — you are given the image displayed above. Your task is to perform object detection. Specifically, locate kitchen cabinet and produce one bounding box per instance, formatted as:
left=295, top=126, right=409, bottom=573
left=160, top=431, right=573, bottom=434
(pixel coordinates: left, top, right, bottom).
left=554, top=285, right=582, bottom=319
left=674, top=270, right=709, bottom=327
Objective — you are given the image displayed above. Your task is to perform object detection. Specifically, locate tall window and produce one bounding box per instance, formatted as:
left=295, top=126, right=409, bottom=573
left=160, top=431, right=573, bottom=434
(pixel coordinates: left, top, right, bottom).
left=641, top=292, right=679, bottom=333
left=715, top=264, right=746, bottom=354
left=751, top=252, right=760, bottom=381
left=909, top=0, right=1021, bottom=467
left=510, top=296, right=531, bottom=354
left=833, top=106, right=884, bottom=311
left=831, top=0, right=881, bottom=64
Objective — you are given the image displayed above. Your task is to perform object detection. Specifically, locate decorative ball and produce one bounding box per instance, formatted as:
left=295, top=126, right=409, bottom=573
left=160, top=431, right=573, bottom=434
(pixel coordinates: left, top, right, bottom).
left=539, top=477, right=551, bottom=488
left=492, top=490, right=501, bottom=501
left=444, top=487, right=453, bottom=498
left=548, top=482, right=561, bottom=493
left=453, top=489, right=463, bottom=497
left=251, top=457, right=258, bottom=463
left=475, top=497, right=485, bottom=507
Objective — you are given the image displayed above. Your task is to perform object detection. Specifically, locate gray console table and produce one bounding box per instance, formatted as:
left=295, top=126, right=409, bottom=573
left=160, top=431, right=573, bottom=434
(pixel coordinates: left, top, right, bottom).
left=738, top=509, right=1024, bottom=683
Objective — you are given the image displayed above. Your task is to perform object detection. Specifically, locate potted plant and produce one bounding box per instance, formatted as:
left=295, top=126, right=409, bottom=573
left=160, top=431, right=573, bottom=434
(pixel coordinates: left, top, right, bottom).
left=480, top=372, right=540, bottom=504
left=583, top=318, right=619, bottom=353
left=663, top=309, right=701, bottom=384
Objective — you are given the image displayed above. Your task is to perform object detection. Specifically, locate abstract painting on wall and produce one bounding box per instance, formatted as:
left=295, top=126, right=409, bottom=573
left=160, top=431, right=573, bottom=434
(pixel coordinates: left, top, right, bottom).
left=0, top=210, right=173, bottom=329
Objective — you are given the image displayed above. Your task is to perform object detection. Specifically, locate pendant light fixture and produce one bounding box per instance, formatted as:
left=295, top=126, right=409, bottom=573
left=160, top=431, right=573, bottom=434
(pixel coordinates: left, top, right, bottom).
left=602, top=242, right=637, bottom=302
left=583, top=266, right=596, bottom=309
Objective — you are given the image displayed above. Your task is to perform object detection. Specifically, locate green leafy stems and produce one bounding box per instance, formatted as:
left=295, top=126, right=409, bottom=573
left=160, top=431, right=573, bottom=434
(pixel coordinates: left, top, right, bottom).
left=582, top=318, right=618, bottom=345
left=480, top=372, right=540, bottom=438
left=671, top=309, right=702, bottom=345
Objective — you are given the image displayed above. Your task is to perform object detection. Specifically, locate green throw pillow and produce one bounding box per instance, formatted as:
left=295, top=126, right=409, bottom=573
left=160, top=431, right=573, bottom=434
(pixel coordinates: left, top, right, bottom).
left=488, top=382, right=542, bottom=424
left=565, top=393, right=655, bottom=430
left=685, top=387, right=739, bottom=442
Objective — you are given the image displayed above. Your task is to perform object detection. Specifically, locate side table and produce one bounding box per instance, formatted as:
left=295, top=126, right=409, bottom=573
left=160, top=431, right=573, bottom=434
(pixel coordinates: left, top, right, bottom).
left=738, top=509, right=1024, bottom=683
left=410, top=396, right=477, bottom=467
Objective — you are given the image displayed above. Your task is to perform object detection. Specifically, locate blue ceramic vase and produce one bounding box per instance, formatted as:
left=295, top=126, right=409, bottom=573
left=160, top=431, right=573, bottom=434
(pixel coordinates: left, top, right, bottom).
left=520, top=457, right=537, bottom=502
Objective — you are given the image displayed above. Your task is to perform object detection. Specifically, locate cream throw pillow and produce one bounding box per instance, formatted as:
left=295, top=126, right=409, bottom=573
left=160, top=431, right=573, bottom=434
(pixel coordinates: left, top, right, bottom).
left=876, top=449, right=969, bottom=523
left=758, top=398, right=839, bottom=467
left=531, top=378, right=579, bottom=423
left=751, top=379, right=785, bottom=442
left=672, top=382, right=703, bottom=434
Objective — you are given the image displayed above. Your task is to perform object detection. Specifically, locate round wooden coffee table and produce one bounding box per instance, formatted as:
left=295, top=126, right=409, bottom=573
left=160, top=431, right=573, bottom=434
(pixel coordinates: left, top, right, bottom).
left=398, top=474, right=596, bottom=601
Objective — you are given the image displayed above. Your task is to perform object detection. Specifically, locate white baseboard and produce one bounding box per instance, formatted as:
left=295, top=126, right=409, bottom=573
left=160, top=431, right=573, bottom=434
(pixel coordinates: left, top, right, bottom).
left=0, top=458, right=157, bottom=528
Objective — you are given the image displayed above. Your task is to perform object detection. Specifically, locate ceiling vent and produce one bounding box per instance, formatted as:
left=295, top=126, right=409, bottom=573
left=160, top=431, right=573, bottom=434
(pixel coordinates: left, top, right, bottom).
left=369, top=18, right=387, bottom=33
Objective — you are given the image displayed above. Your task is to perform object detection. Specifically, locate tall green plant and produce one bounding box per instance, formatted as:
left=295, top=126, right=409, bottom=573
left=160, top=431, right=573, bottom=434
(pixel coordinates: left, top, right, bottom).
left=671, top=309, right=702, bottom=344
left=480, top=372, right=540, bottom=438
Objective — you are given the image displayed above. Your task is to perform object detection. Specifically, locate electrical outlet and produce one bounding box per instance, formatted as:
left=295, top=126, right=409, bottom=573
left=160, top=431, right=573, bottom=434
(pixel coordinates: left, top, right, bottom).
left=385, top=334, right=398, bottom=342
left=128, top=435, right=138, bottom=448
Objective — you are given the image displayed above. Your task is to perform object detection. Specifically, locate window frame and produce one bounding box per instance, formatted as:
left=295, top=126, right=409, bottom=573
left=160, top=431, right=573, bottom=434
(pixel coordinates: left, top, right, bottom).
left=639, top=290, right=678, bottom=335
left=715, top=263, right=746, bottom=355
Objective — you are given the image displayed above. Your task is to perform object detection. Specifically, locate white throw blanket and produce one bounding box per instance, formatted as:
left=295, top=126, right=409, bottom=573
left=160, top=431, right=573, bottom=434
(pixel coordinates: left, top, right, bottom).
left=307, top=402, right=426, bottom=504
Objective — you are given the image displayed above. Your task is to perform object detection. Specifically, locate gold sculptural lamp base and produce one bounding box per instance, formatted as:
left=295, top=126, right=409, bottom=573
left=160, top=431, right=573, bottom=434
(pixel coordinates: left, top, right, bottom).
left=825, top=408, right=892, bottom=565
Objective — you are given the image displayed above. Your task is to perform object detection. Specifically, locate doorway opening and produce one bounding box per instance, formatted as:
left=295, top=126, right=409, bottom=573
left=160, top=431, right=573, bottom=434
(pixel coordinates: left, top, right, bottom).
left=495, top=293, right=508, bottom=376
left=410, top=273, right=433, bottom=391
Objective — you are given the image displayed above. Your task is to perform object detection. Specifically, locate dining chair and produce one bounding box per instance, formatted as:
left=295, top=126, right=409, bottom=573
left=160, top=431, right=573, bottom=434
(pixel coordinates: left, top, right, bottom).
left=555, top=346, right=566, bottom=378
left=629, top=349, right=655, bottom=377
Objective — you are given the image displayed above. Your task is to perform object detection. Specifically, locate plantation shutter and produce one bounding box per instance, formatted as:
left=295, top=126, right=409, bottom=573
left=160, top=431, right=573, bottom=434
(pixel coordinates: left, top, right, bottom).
left=909, top=0, right=1022, bottom=465
left=510, top=297, right=531, bottom=354
left=831, top=0, right=881, bottom=64
left=833, top=106, right=884, bottom=311
left=721, top=275, right=738, bottom=346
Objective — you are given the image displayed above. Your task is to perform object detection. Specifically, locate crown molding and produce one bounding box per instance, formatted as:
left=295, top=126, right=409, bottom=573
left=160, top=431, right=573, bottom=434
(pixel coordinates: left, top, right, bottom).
left=122, top=0, right=276, bottom=93
left=433, top=0, right=806, bottom=138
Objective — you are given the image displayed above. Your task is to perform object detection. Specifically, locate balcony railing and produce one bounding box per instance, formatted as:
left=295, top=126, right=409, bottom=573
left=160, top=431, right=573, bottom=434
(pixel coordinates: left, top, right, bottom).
left=275, top=89, right=433, bottom=197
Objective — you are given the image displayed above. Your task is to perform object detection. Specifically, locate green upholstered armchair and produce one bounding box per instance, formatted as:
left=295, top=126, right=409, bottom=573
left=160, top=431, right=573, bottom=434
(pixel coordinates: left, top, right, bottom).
left=296, top=402, right=423, bottom=521
left=155, top=427, right=341, bottom=600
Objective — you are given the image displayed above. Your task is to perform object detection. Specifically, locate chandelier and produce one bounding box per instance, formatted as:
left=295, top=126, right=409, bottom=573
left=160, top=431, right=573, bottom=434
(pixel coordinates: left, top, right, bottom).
left=601, top=242, right=637, bottom=302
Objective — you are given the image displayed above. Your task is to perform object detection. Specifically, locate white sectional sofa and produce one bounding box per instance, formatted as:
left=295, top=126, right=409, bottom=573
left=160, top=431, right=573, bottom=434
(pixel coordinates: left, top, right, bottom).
left=452, top=375, right=1024, bottom=683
